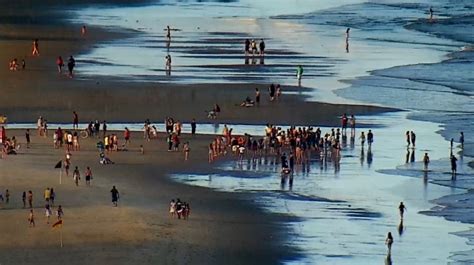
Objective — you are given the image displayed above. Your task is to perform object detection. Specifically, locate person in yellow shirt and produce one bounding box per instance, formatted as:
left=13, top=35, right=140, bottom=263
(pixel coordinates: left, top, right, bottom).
left=44, top=187, right=51, bottom=202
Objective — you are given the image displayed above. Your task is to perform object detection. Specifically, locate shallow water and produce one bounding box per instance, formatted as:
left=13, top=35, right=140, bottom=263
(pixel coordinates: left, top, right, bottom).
left=172, top=112, right=472, bottom=264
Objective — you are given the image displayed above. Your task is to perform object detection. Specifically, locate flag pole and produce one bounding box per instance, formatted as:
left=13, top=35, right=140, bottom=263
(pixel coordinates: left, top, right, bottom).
left=60, top=228, right=63, bottom=248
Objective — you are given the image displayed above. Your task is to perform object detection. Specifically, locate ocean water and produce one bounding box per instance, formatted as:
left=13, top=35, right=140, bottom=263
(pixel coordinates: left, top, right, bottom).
left=67, top=0, right=474, bottom=264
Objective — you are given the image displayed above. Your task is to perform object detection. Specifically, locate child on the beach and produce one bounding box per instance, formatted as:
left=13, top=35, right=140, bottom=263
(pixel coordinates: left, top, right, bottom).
left=28, top=209, right=35, bottom=227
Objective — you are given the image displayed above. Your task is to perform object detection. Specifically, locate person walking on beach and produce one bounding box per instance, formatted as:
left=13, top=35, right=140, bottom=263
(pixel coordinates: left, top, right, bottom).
left=73, top=111, right=79, bottom=130
left=111, top=186, right=120, bottom=207
left=459, top=132, right=464, bottom=149
left=410, top=131, right=416, bottom=147
left=73, top=166, right=80, bottom=186
left=67, top=55, right=76, bottom=78
left=429, top=7, right=434, bottom=22
left=56, top=56, right=64, bottom=74
left=385, top=232, right=394, bottom=254
left=405, top=131, right=411, bottom=147
left=44, top=187, right=51, bottom=202
left=25, top=129, right=31, bottom=148
left=32, top=39, right=39, bottom=56
left=423, top=152, right=430, bottom=171
left=296, top=65, right=304, bottom=86
left=56, top=205, right=64, bottom=220
left=367, top=130, right=374, bottom=148
left=398, top=202, right=407, bottom=220
left=85, top=166, right=92, bottom=186
left=45, top=204, right=52, bottom=224
left=450, top=155, right=458, bottom=179
left=359, top=131, right=366, bottom=147
left=28, top=209, right=35, bottom=227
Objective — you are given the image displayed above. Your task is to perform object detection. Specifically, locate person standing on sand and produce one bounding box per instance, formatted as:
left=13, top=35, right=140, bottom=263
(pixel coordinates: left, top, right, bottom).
left=259, top=39, right=265, bottom=56
left=124, top=127, right=131, bottom=145
left=255, top=88, right=260, bottom=105
left=191, top=119, right=196, bottom=136
left=50, top=188, right=55, bottom=206
left=460, top=132, right=464, bottom=149
left=398, top=202, right=407, bottom=219
left=27, top=190, right=33, bottom=208
left=269, top=84, right=275, bottom=101
left=73, top=166, right=80, bottom=186
left=385, top=232, right=393, bottom=254
left=85, top=166, right=92, bottom=186
left=111, top=186, right=120, bottom=207
left=81, top=25, right=87, bottom=36
left=28, top=209, right=35, bottom=227
left=296, top=65, right=303, bottom=86
left=32, top=39, right=39, bottom=56
left=169, top=199, right=176, bottom=218
left=73, top=111, right=79, bottom=130
left=67, top=55, right=76, bottom=78
left=423, top=153, right=430, bottom=171
left=429, top=7, right=434, bottom=22
left=183, top=142, right=190, bottom=161
left=102, top=121, right=107, bottom=139
left=244, top=39, right=249, bottom=56
left=5, top=189, right=10, bottom=204
left=56, top=56, right=64, bottom=74
left=349, top=114, right=356, bottom=136
left=22, top=191, right=26, bottom=208
left=451, top=155, right=458, bottom=179
left=405, top=131, right=411, bottom=147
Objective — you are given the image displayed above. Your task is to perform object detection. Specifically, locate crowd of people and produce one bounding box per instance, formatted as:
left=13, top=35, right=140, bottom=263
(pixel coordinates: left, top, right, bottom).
left=169, top=198, right=191, bottom=220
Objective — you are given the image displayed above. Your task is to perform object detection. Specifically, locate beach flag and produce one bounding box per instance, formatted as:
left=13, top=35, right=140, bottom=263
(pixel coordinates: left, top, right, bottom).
left=52, top=219, right=63, bottom=228
left=54, top=160, right=62, bottom=169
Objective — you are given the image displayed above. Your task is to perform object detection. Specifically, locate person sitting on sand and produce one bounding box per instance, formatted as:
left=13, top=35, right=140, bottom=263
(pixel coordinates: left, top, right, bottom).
left=9, top=58, right=18, bottom=71
left=99, top=152, right=114, bottom=165
left=239, top=96, right=255, bottom=107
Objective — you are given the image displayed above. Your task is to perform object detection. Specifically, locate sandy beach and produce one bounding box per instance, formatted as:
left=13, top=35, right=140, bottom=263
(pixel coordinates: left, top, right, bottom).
left=2, top=0, right=473, bottom=264
left=0, top=130, right=297, bottom=265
